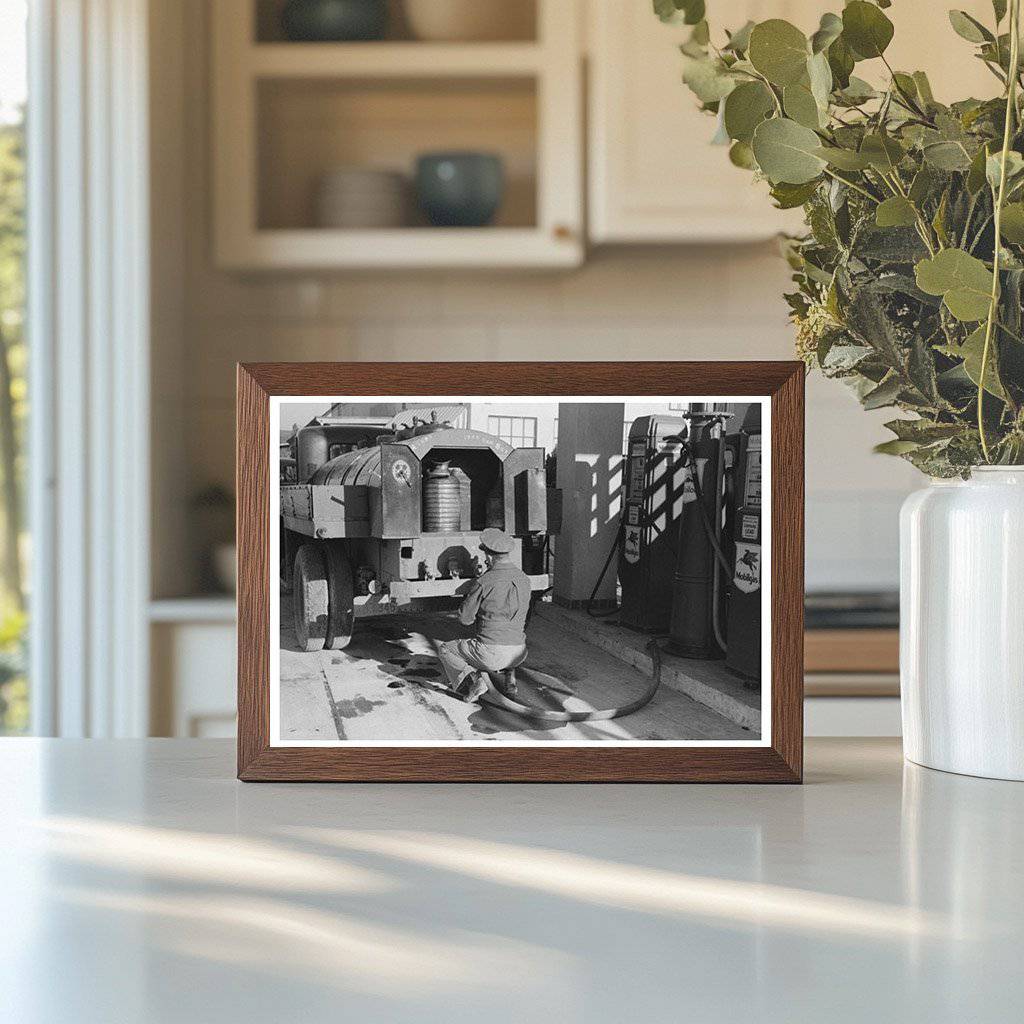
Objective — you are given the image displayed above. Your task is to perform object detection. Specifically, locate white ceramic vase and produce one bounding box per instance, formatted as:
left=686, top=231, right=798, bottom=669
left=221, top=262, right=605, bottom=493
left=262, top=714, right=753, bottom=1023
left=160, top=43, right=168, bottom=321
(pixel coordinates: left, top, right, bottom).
left=900, top=467, right=1024, bottom=780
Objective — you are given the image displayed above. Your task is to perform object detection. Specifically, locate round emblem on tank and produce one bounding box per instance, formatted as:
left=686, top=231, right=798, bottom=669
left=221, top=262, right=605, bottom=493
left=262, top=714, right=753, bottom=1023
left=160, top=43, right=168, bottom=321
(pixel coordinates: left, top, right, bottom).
left=391, top=458, right=412, bottom=484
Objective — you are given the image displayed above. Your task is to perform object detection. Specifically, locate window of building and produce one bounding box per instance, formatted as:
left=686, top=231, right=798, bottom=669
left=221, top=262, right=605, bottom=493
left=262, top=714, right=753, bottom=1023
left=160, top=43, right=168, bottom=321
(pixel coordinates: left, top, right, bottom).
left=488, top=415, right=537, bottom=448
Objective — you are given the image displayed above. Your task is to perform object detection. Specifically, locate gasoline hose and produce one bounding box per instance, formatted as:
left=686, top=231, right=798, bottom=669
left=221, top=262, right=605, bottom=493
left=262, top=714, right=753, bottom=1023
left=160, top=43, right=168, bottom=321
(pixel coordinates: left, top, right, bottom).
left=478, top=441, right=737, bottom=722
left=472, top=526, right=662, bottom=721
left=477, top=640, right=662, bottom=722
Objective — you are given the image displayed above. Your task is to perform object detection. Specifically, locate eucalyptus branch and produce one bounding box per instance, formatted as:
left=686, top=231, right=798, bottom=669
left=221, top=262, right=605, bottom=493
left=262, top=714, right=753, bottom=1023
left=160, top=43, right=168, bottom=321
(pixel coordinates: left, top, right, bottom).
left=880, top=54, right=930, bottom=120
left=968, top=212, right=994, bottom=253
left=750, top=68, right=783, bottom=116
left=996, top=317, right=1024, bottom=344
left=979, top=0, right=1021, bottom=462
left=822, top=167, right=880, bottom=203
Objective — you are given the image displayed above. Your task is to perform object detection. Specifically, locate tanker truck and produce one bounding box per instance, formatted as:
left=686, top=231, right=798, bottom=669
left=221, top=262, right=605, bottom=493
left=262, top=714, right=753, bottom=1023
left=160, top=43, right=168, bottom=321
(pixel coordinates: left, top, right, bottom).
left=280, top=414, right=557, bottom=651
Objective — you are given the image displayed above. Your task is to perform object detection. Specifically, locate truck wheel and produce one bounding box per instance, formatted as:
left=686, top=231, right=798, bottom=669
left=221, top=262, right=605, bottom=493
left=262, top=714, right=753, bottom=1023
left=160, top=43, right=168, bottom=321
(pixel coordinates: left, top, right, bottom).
left=324, top=542, right=355, bottom=650
left=292, top=543, right=329, bottom=652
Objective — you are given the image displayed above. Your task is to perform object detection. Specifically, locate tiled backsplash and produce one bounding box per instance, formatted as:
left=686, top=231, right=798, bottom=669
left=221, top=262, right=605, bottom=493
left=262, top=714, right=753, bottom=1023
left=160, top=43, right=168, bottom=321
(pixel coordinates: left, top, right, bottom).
left=170, top=248, right=918, bottom=595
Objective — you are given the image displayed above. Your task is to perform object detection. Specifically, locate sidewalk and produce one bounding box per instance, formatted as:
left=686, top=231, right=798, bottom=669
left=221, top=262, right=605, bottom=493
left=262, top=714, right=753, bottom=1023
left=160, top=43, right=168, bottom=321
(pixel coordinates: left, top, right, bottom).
left=535, top=603, right=761, bottom=731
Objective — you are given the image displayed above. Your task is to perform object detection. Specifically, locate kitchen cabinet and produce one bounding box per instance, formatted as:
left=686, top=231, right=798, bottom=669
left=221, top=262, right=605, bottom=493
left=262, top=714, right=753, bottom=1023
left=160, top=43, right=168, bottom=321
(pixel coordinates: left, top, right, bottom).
left=587, top=0, right=999, bottom=244
left=211, top=0, right=583, bottom=269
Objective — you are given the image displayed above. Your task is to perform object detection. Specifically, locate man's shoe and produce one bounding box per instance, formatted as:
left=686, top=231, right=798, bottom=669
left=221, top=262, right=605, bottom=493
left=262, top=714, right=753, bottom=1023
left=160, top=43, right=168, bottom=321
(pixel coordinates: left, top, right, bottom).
left=495, top=669, right=518, bottom=699
left=459, top=672, right=489, bottom=704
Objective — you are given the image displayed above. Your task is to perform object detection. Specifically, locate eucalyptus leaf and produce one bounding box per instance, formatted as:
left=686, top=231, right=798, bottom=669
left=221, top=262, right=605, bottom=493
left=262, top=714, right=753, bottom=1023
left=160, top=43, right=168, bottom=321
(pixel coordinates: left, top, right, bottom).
left=748, top=19, right=810, bottom=87
left=836, top=76, right=878, bottom=105
left=915, top=248, right=994, bottom=321
left=690, top=19, right=710, bottom=45
left=892, top=71, right=920, bottom=99
left=999, top=202, right=1024, bottom=242
left=948, top=10, right=993, bottom=44
left=862, top=374, right=902, bottom=410
left=729, top=140, right=758, bottom=170
left=770, top=179, right=820, bottom=209
left=810, top=12, right=843, bottom=54
left=783, top=83, right=822, bottom=129
left=967, top=143, right=993, bottom=193
left=875, top=196, right=918, bottom=228
left=724, top=20, right=755, bottom=53
left=909, top=165, right=937, bottom=205
left=654, top=0, right=705, bottom=26
left=912, top=71, right=935, bottom=105
left=884, top=418, right=963, bottom=443
left=923, top=141, right=973, bottom=171
left=807, top=51, right=833, bottom=111
left=711, top=105, right=731, bottom=145
left=815, top=146, right=872, bottom=171
left=723, top=81, right=775, bottom=143
left=860, top=133, right=905, bottom=173
left=842, top=1, right=895, bottom=60
left=681, top=55, right=737, bottom=103
left=752, top=117, right=827, bottom=184
left=958, top=324, right=1007, bottom=398
left=827, top=36, right=855, bottom=89
left=874, top=438, right=921, bottom=455
left=986, top=150, right=1024, bottom=190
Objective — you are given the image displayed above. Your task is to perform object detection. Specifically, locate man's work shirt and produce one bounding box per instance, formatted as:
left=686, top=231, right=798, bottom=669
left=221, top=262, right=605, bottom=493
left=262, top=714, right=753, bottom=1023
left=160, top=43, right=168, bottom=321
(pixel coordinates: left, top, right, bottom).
left=458, top=562, right=532, bottom=645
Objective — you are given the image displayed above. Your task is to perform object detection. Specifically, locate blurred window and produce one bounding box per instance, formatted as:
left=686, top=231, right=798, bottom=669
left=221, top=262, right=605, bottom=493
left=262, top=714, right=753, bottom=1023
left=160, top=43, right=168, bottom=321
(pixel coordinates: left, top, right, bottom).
left=0, top=1, right=27, bottom=734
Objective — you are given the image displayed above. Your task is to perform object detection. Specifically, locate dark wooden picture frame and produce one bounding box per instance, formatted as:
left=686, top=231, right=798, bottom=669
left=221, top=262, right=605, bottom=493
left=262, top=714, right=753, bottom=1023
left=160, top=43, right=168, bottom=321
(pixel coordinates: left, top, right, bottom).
left=237, top=361, right=804, bottom=782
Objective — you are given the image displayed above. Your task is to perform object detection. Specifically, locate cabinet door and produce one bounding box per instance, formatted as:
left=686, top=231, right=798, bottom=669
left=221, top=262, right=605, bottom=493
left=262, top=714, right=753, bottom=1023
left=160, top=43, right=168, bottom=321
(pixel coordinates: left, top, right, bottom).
left=589, top=1, right=814, bottom=243
left=588, top=0, right=1000, bottom=244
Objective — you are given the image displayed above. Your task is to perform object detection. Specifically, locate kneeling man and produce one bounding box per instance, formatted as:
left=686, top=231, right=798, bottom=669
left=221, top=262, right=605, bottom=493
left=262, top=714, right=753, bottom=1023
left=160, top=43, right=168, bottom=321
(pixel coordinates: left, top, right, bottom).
left=438, top=528, right=530, bottom=703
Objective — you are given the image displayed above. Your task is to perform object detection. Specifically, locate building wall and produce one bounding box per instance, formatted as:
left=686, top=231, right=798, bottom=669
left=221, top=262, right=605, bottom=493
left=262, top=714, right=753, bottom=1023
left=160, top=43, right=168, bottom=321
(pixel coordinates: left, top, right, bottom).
left=153, top=0, right=920, bottom=597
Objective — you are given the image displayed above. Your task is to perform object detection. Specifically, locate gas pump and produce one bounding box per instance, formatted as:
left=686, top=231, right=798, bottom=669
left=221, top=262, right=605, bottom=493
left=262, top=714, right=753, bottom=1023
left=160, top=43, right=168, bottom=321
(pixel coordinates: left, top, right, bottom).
left=664, top=403, right=762, bottom=686
left=617, top=415, right=689, bottom=632
left=666, top=409, right=734, bottom=659
left=724, top=405, right=762, bottom=682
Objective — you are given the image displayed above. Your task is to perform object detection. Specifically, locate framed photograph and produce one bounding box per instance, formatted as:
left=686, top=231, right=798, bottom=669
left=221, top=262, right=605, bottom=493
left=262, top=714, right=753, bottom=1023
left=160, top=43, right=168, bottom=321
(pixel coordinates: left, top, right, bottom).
left=237, top=362, right=804, bottom=782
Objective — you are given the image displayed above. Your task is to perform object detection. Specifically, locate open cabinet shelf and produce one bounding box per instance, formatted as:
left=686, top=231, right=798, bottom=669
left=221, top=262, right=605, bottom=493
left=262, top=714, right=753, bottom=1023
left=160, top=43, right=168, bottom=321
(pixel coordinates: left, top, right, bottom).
left=212, top=0, right=582, bottom=269
left=248, top=42, right=546, bottom=78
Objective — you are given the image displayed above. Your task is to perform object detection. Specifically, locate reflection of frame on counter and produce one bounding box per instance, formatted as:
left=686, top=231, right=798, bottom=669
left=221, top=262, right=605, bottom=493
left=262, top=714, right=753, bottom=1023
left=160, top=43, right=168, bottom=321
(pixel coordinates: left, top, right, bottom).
left=237, top=361, right=805, bottom=783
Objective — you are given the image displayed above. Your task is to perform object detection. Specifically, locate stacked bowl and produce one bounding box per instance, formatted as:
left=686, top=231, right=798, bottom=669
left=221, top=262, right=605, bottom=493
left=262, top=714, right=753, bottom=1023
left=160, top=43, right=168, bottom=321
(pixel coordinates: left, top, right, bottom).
left=314, top=167, right=409, bottom=229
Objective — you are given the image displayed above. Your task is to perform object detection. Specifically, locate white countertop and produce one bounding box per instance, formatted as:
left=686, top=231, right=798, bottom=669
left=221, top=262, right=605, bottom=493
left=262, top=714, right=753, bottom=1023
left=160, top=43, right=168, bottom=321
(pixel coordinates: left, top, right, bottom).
left=1, top=738, right=1021, bottom=1023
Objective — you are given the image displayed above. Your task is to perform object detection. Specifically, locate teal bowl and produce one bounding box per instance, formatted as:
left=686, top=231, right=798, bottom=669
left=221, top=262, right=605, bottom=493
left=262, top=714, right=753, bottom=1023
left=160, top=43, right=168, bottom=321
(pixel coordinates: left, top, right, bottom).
left=281, top=0, right=387, bottom=42
left=415, top=152, right=505, bottom=228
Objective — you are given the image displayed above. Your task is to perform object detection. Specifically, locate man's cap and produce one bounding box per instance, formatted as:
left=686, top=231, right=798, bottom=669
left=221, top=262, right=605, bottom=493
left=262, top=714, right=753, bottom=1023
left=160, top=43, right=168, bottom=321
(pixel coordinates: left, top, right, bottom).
left=479, top=527, right=514, bottom=554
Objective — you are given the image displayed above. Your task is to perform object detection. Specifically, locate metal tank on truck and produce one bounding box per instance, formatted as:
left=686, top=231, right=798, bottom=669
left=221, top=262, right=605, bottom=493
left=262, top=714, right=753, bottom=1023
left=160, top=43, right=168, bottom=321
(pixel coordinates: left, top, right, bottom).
left=280, top=413, right=558, bottom=651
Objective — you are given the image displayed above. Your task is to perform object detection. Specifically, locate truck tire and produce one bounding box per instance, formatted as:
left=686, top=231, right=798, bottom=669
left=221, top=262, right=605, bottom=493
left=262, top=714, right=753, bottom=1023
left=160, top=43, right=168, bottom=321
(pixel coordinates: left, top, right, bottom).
left=292, top=543, right=329, bottom=652
left=324, top=542, right=355, bottom=650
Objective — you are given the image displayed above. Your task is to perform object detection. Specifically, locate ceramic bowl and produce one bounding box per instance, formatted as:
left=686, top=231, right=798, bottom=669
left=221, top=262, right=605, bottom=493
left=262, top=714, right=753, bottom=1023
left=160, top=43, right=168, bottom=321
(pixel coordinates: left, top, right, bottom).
left=415, top=152, right=505, bottom=228
left=281, top=0, right=388, bottom=42
left=315, top=167, right=409, bottom=228
left=403, top=0, right=534, bottom=42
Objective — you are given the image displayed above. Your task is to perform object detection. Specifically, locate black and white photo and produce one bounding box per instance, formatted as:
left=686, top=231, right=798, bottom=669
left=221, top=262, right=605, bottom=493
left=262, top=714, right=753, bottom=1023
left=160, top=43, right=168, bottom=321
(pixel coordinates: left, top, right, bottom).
left=271, top=395, right=769, bottom=746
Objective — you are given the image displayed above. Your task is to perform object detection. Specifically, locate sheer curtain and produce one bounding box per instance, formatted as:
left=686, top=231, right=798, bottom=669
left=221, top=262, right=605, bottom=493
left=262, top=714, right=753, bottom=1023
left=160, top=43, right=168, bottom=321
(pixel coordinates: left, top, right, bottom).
left=28, top=0, right=150, bottom=736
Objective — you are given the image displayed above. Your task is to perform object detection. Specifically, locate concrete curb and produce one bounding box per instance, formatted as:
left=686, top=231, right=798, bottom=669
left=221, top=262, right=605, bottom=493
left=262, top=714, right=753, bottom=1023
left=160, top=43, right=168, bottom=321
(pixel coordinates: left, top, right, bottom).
left=536, top=604, right=761, bottom=732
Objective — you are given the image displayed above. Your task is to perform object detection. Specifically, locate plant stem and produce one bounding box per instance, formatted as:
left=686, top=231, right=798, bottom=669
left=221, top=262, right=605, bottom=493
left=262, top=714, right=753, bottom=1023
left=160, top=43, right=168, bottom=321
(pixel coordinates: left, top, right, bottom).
left=881, top=54, right=930, bottom=120
left=821, top=167, right=879, bottom=203
left=979, top=0, right=1021, bottom=463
